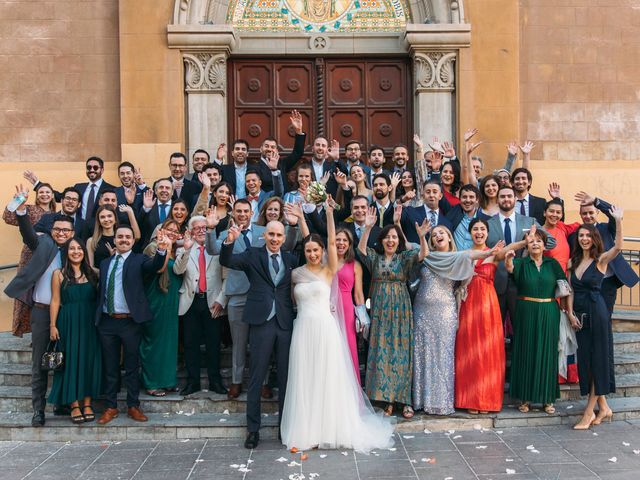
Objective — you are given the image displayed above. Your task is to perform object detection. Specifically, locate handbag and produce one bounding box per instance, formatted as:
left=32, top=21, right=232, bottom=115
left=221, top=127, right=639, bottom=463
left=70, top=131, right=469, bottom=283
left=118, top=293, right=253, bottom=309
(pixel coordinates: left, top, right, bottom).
left=555, top=279, right=572, bottom=298
left=41, top=341, right=64, bottom=371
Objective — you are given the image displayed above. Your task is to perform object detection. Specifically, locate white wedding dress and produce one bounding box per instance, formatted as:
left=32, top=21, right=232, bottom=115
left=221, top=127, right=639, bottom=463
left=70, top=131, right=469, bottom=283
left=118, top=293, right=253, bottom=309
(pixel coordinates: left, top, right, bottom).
left=280, top=267, right=395, bottom=452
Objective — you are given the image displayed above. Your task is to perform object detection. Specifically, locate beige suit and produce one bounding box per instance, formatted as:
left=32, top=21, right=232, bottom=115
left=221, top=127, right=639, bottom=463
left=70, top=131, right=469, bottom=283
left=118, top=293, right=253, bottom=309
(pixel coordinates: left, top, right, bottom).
left=173, top=244, right=226, bottom=316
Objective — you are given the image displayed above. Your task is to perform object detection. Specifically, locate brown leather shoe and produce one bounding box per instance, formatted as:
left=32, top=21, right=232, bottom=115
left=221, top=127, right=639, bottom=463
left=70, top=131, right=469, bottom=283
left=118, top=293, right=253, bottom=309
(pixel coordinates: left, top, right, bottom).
left=127, top=406, right=148, bottom=422
left=97, top=408, right=119, bottom=425
left=227, top=383, right=241, bottom=399
left=261, top=385, right=274, bottom=399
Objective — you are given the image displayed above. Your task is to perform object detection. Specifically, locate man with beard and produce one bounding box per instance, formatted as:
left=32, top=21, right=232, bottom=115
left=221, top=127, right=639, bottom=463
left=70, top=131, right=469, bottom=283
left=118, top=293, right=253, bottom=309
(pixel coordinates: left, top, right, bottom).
left=511, top=167, right=549, bottom=225
left=391, top=144, right=410, bottom=175
left=191, top=162, right=224, bottom=215
left=487, top=185, right=556, bottom=325
left=371, top=174, right=395, bottom=228
left=139, top=179, right=174, bottom=246
left=309, top=136, right=340, bottom=197
left=340, top=141, right=371, bottom=179
left=367, top=145, right=389, bottom=186
left=35, top=186, right=85, bottom=236
left=167, top=152, right=201, bottom=210
left=446, top=184, right=490, bottom=250
left=401, top=180, right=453, bottom=244
left=222, top=139, right=252, bottom=199
left=189, top=149, right=210, bottom=185
left=115, top=161, right=147, bottom=210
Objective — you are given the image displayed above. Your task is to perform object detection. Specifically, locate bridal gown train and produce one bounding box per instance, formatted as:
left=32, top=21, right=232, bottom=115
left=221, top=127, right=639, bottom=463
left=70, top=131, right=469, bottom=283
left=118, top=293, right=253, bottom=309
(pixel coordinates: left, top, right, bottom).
left=280, top=267, right=395, bottom=452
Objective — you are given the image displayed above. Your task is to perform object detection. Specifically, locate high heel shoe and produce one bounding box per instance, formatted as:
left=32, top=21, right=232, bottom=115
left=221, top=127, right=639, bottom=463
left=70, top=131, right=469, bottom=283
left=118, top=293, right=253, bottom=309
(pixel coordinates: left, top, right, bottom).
left=593, top=409, right=613, bottom=425
left=573, top=413, right=596, bottom=430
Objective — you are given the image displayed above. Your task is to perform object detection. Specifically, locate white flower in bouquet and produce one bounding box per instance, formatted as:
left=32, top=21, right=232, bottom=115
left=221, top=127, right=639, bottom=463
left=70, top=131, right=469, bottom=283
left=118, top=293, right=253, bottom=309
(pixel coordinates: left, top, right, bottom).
left=304, top=182, right=340, bottom=210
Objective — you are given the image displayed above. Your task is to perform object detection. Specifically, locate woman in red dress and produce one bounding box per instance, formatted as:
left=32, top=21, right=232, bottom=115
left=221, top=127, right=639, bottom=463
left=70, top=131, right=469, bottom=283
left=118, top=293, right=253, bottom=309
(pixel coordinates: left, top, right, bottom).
left=455, top=218, right=525, bottom=414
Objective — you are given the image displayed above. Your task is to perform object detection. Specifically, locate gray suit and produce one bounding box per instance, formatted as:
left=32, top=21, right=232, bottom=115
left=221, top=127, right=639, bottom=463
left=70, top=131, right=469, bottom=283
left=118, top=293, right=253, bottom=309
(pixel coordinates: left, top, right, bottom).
left=206, top=225, right=267, bottom=385
left=487, top=212, right=556, bottom=324
left=4, top=213, right=61, bottom=412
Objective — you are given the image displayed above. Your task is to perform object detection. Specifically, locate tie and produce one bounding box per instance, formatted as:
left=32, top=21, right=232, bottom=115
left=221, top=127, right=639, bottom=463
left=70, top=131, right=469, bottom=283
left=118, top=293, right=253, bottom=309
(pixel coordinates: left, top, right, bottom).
left=428, top=210, right=437, bottom=226
left=159, top=203, right=168, bottom=222
left=198, top=246, right=207, bottom=293
left=247, top=194, right=259, bottom=202
left=271, top=253, right=280, bottom=275
left=355, top=225, right=362, bottom=240
left=378, top=205, right=385, bottom=227
left=106, top=255, right=122, bottom=314
left=85, top=184, right=96, bottom=219
left=518, top=199, right=526, bottom=216
left=504, top=218, right=512, bottom=245
left=241, top=229, right=251, bottom=250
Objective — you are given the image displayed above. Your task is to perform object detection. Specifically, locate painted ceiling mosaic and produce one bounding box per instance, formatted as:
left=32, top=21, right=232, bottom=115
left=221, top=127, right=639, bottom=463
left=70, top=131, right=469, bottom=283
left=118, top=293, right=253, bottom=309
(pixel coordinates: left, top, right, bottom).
left=227, top=0, right=411, bottom=33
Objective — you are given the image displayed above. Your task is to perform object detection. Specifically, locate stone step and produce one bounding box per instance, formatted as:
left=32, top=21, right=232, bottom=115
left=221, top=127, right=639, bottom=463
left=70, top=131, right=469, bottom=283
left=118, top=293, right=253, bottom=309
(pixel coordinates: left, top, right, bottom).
left=3, top=396, right=640, bottom=441
left=612, top=309, right=640, bottom=333
left=613, top=332, right=640, bottom=354
left=0, top=386, right=280, bottom=414
left=614, top=353, right=640, bottom=375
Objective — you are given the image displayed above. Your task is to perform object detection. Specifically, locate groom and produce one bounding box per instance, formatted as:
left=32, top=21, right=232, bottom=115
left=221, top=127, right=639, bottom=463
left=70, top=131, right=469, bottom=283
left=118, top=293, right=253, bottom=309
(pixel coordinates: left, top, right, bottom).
left=219, top=220, right=298, bottom=449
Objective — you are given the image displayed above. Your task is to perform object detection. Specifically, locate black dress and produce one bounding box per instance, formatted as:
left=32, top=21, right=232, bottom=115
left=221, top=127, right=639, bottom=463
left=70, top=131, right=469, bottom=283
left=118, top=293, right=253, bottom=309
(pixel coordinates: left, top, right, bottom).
left=94, top=235, right=114, bottom=267
left=571, top=261, right=615, bottom=396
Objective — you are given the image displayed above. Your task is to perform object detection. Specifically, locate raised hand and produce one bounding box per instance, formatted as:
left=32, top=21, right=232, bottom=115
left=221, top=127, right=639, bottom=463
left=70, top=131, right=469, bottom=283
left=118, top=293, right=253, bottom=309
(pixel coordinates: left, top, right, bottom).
left=143, top=189, right=155, bottom=209
left=319, top=171, right=331, bottom=186
left=548, top=182, right=561, bottom=199
left=198, top=171, right=211, bottom=189
left=402, top=190, right=416, bottom=202
left=609, top=205, right=624, bottom=221
left=118, top=204, right=133, bottom=214
left=283, top=203, right=299, bottom=225
left=205, top=207, right=220, bottom=229
left=574, top=191, right=595, bottom=205
left=12, top=184, right=29, bottom=210
left=216, top=143, right=227, bottom=162
left=390, top=172, right=401, bottom=190
left=466, top=140, right=483, bottom=155
left=525, top=224, right=538, bottom=244
left=266, top=150, right=280, bottom=170
left=519, top=141, right=535, bottom=155
left=105, top=242, right=116, bottom=257
left=443, top=141, right=456, bottom=158
left=505, top=250, right=516, bottom=260
left=182, top=230, right=194, bottom=250
left=415, top=218, right=432, bottom=238
left=413, top=133, right=424, bottom=149
left=324, top=194, right=337, bottom=214
left=333, top=170, right=347, bottom=186
left=290, top=110, right=303, bottom=134
left=133, top=167, right=144, bottom=186
left=227, top=194, right=236, bottom=210
left=23, top=170, right=39, bottom=186
left=328, top=139, right=340, bottom=161
left=487, top=240, right=506, bottom=257
left=464, top=128, right=478, bottom=142
left=156, top=229, right=172, bottom=251
left=364, top=206, right=377, bottom=228
left=227, top=224, right=241, bottom=243
left=124, top=186, right=136, bottom=205
left=506, top=141, right=518, bottom=156
left=393, top=204, right=403, bottom=225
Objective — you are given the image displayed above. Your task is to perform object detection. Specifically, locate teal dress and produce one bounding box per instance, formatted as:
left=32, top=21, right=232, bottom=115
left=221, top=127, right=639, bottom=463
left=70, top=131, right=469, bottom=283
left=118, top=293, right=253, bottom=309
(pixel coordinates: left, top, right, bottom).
left=361, top=248, right=420, bottom=405
left=140, top=258, right=181, bottom=390
left=509, top=257, right=566, bottom=404
left=48, top=282, right=101, bottom=404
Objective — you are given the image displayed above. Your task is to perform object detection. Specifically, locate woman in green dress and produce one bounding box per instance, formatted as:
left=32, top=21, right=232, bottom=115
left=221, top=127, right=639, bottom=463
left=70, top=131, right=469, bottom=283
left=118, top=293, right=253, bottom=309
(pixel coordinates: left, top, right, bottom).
left=357, top=205, right=429, bottom=418
left=505, top=226, right=567, bottom=414
left=140, top=219, right=182, bottom=396
left=49, top=238, right=101, bottom=424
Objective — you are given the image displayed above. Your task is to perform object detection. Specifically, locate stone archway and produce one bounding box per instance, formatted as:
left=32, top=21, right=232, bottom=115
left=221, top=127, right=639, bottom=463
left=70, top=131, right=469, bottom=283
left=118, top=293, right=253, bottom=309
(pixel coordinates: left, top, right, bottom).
left=168, top=0, right=470, bottom=161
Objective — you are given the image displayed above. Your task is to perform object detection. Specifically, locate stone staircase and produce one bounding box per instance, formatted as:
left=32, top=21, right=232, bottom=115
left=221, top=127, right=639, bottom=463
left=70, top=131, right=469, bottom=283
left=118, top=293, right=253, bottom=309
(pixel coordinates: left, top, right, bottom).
left=1, top=309, right=639, bottom=441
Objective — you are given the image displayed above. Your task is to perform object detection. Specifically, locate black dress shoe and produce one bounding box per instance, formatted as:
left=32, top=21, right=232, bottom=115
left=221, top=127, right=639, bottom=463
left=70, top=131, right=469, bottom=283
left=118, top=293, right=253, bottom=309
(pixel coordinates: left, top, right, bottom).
left=179, top=384, right=201, bottom=396
left=210, top=381, right=228, bottom=395
left=244, top=431, right=259, bottom=449
left=31, top=410, right=45, bottom=427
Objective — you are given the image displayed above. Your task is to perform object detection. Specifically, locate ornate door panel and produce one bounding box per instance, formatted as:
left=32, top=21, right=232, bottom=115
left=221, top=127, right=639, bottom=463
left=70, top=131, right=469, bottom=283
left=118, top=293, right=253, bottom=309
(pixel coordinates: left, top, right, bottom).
left=229, top=58, right=410, bottom=159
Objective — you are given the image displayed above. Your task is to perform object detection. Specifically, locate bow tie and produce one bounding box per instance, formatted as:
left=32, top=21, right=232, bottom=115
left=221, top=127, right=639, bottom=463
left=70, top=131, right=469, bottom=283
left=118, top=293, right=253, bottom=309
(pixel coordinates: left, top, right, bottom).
left=247, top=194, right=259, bottom=202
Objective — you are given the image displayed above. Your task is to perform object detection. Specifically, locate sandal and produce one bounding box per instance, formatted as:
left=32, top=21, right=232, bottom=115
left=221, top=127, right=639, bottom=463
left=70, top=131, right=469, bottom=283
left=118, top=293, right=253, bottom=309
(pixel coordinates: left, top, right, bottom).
left=468, top=409, right=479, bottom=415
left=146, top=389, right=166, bottom=397
left=70, top=406, right=85, bottom=424
left=82, top=405, right=95, bottom=422
left=544, top=404, right=555, bottom=415
left=518, top=402, right=530, bottom=413
left=384, top=404, right=393, bottom=416
left=402, top=405, right=414, bottom=419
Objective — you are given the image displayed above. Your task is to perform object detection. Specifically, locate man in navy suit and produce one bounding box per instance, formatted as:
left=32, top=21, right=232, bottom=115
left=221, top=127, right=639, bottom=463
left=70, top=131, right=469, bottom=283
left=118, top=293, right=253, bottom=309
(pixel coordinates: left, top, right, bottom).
left=511, top=168, right=548, bottom=225
left=401, top=179, right=453, bottom=244
left=221, top=139, right=252, bottom=199
left=220, top=221, right=299, bottom=450
left=371, top=173, right=396, bottom=228
left=139, top=179, right=174, bottom=246
left=572, top=193, right=639, bottom=314
left=309, top=136, right=340, bottom=197
left=35, top=186, right=85, bottom=236
left=167, top=152, right=202, bottom=210
left=115, top=161, right=147, bottom=211
left=95, top=225, right=168, bottom=425
left=368, top=145, right=390, bottom=186
left=340, top=140, right=372, bottom=180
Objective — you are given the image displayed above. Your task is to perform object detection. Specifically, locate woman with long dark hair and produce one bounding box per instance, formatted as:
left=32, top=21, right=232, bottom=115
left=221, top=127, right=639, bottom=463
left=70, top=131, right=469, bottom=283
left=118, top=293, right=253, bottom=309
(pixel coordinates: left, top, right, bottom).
left=568, top=207, right=624, bottom=429
left=478, top=175, right=500, bottom=216
left=48, top=238, right=101, bottom=423
left=440, top=162, right=461, bottom=206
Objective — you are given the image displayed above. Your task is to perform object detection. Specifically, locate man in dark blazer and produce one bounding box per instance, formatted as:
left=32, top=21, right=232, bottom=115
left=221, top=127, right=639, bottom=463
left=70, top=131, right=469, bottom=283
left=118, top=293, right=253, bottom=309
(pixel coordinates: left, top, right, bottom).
left=139, top=179, right=174, bottom=247
left=571, top=194, right=639, bottom=314
left=220, top=221, right=299, bottom=450
left=255, top=110, right=306, bottom=192
left=367, top=145, right=390, bottom=186
left=115, top=161, right=147, bottom=211
left=95, top=225, right=168, bottom=425
left=27, top=156, right=116, bottom=221
left=371, top=173, right=395, bottom=228
left=35, top=186, right=85, bottom=236
left=511, top=167, right=550, bottom=225
left=245, top=165, right=284, bottom=224
left=401, top=180, right=453, bottom=244
left=167, top=152, right=202, bottom=210
left=309, top=136, right=340, bottom=197
left=446, top=184, right=491, bottom=250
left=4, top=190, right=75, bottom=427
left=339, top=140, right=372, bottom=180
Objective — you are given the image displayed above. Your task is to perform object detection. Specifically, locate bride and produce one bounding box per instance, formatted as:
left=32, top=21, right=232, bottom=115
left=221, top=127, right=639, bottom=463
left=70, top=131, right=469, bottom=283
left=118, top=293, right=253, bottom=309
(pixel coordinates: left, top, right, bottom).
left=280, top=199, right=395, bottom=452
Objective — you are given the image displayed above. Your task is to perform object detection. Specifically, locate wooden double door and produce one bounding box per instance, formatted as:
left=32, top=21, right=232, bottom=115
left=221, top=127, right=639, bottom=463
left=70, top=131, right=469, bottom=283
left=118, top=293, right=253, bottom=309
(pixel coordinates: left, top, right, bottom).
left=228, top=58, right=411, bottom=158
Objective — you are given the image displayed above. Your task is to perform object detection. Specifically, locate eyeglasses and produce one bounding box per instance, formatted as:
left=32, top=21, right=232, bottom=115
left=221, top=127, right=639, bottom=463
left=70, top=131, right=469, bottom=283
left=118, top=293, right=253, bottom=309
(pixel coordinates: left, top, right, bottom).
left=62, top=196, right=80, bottom=202
left=346, top=147, right=361, bottom=152
left=170, top=163, right=186, bottom=169
left=52, top=227, right=73, bottom=234
left=192, top=226, right=207, bottom=231
left=86, top=165, right=101, bottom=171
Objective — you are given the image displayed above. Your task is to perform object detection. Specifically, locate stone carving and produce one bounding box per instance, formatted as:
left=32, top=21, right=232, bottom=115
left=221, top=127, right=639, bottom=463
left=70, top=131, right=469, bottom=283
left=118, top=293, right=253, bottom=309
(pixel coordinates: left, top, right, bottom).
left=340, top=78, right=353, bottom=92
left=288, top=78, right=301, bottom=92
left=248, top=124, right=262, bottom=137
left=248, top=78, right=261, bottom=92
left=340, top=124, right=353, bottom=137
left=183, top=52, right=227, bottom=94
left=310, top=35, right=329, bottom=51
left=413, top=51, right=456, bottom=92
left=379, top=123, right=392, bottom=137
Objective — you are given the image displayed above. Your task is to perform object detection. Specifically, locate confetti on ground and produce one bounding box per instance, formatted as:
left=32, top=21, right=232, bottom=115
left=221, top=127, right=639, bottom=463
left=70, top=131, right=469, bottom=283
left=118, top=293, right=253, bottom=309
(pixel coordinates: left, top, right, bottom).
left=388, top=447, right=397, bottom=451
left=444, top=477, right=453, bottom=480
left=222, top=409, right=230, bottom=415
left=566, top=405, right=573, bottom=409
left=184, top=409, right=195, bottom=416
left=506, top=458, right=514, bottom=462
left=447, top=429, right=455, bottom=435
left=276, top=457, right=288, bottom=463
left=195, top=459, right=203, bottom=463
left=309, top=474, right=320, bottom=479
left=506, top=468, right=516, bottom=474
left=176, top=411, right=183, bottom=415
left=421, top=457, right=436, bottom=464
left=410, top=459, right=417, bottom=463
left=623, top=442, right=630, bottom=446
left=319, top=454, right=327, bottom=458
left=453, top=435, right=462, bottom=439
left=633, top=450, right=640, bottom=455
left=290, top=447, right=299, bottom=453
left=300, top=453, right=308, bottom=461
left=262, top=413, right=269, bottom=417
left=247, top=459, right=254, bottom=464
left=287, top=461, right=301, bottom=467
left=341, top=451, right=348, bottom=456
left=229, top=464, right=239, bottom=468
left=526, top=445, right=535, bottom=450
left=609, top=457, right=617, bottom=463
left=475, top=445, right=487, bottom=450
left=495, top=430, right=503, bottom=434
left=219, top=418, right=227, bottom=422
left=593, top=432, right=599, bottom=436
left=403, top=435, right=414, bottom=439
left=423, top=428, right=432, bottom=434
left=180, top=439, right=190, bottom=442
left=238, top=467, right=251, bottom=473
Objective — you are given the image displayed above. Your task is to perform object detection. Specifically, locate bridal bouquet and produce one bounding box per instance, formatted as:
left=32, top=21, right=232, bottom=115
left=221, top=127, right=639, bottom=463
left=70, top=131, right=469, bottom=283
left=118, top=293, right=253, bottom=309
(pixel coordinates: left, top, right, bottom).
left=305, top=181, right=340, bottom=210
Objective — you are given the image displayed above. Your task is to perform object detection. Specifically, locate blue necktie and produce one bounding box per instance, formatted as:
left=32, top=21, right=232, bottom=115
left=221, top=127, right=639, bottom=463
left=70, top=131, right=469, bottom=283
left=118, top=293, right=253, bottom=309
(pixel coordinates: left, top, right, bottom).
left=159, top=203, right=168, bottom=222
left=241, top=230, right=251, bottom=250
left=504, top=218, right=512, bottom=245
left=518, top=199, right=526, bottom=216
left=271, top=253, right=280, bottom=275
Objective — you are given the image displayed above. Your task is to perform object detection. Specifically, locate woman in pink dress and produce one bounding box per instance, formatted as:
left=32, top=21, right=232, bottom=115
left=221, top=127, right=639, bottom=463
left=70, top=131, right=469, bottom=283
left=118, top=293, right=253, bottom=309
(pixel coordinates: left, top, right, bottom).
left=335, top=227, right=366, bottom=383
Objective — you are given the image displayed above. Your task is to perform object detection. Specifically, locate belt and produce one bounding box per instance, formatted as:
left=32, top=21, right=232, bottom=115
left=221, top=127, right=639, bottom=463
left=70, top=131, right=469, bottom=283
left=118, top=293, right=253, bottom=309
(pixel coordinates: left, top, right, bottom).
left=33, top=302, right=49, bottom=309
left=517, top=296, right=555, bottom=303
left=195, top=292, right=207, bottom=298
left=109, top=313, right=132, bottom=319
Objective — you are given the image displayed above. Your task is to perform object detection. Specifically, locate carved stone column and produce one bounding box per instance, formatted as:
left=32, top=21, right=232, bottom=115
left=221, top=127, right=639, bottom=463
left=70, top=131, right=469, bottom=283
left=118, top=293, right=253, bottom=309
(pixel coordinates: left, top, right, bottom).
left=412, top=51, right=457, bottom=145
left=182, top=52, right=228, bottom=164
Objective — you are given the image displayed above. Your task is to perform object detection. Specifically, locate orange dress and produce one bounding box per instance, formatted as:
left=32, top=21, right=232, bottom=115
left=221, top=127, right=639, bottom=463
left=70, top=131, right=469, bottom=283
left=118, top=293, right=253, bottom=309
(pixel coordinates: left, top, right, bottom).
left=543, top=221, right=580, bottom=274
left=454, top=259, right=505, bottom=411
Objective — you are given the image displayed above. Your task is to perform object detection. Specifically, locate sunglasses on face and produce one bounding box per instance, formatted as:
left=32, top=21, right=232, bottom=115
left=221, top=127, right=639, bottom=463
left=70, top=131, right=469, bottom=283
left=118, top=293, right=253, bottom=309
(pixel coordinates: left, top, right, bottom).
left=86, top=165, right=101, bottom=171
